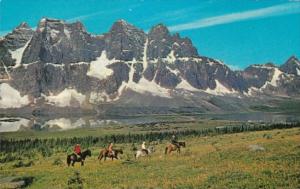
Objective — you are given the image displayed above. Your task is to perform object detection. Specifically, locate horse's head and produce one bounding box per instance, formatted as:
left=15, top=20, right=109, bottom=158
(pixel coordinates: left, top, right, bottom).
left=149, top=146, right=155, bottom=153
left=86, top=149, right=92, bottom=157
left=118, top=149, right=123, bottom=154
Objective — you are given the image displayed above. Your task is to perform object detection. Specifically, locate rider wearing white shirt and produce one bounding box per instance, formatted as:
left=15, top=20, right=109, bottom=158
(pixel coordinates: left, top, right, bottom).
left=141, top=141, right=148, bottom=154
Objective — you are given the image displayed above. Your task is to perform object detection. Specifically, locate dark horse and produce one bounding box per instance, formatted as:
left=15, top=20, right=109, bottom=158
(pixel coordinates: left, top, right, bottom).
left=165, top=142, right=186, bottom=154
left=67, top=149, right=91, bottom=166
left=98, top=149, right=123, bottom=161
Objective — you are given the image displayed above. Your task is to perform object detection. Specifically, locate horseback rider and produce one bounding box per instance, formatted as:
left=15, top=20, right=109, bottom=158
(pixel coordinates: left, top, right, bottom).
left=74, top=144, right=82, bottom=158
left=171, top=135, right=180, bottom=148
left=107, top=142, right=115, bottom=156
left=141, top=141, right=148, bottom=154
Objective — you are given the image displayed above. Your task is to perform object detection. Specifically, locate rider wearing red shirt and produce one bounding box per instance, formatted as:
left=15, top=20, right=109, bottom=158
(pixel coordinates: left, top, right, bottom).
left=74, top=144, right=82, bottom=157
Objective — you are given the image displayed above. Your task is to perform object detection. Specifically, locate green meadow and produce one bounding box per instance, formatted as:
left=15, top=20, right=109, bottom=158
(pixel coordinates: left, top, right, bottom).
left=0, top=123, right=299, bottom=189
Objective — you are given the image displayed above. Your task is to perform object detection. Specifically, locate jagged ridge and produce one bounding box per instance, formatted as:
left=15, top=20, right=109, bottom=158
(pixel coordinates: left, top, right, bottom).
left=0, top=18, right=299, bottom=111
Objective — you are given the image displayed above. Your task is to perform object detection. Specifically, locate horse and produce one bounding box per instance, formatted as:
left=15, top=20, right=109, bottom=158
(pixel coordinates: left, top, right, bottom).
left=67, top=149, right=91, bottom=166
left=98, top=149, right=123, bottom=161
left=135, top=146, right=155, bottom=159
left=165, top=142, right=186, bottom=154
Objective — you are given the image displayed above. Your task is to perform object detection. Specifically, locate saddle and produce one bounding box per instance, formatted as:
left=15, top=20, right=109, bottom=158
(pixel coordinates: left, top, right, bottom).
left=75, top=153, right=81, bottom=159
left=107, top=150, right=115, bottom=156
left=171, top=143, right=180, bottom=148
left=141, top=149, right=149, bottom=154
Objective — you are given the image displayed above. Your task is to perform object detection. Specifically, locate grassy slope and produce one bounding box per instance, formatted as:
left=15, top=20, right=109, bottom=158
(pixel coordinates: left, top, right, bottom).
left=0, top=128, right=299, bottom=189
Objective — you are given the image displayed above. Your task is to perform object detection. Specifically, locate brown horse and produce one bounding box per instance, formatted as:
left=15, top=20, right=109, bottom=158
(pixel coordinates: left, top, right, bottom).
left=98, top=148, right=123, bottom=161
left=165, top=142, right=186, bottom=154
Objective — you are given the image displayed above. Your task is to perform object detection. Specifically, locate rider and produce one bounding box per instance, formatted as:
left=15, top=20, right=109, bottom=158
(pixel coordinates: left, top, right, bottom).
left=107, top=142, right=115, bottom=156
left=141, top=141, right=148, bottom=154
left=171, top=135, right=180, bottom=148
left=74, top=144, right=82, bottom=158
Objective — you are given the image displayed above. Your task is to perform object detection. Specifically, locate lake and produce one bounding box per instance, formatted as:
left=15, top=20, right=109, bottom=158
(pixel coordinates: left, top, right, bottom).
left=0, top=112, right=299, bottom=133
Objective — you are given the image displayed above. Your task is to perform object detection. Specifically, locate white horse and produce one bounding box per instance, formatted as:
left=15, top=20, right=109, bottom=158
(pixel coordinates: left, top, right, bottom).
left=135, top=146, right=155, bottom=159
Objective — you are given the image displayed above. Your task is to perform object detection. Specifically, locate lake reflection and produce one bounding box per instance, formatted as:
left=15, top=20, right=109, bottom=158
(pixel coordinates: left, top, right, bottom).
left=0, top=112, right=299, bottom=132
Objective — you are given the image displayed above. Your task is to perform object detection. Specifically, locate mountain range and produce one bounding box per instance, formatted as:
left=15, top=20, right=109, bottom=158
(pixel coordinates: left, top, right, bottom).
left=0, top=18, right=299, bottom=115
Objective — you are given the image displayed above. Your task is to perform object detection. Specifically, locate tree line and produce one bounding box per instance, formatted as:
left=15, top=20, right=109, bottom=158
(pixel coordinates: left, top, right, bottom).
left=1, top=122, right=299, bottom=154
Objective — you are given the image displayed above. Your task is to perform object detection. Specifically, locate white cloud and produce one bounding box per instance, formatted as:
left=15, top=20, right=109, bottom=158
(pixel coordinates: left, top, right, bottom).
left=168, top=3, right=300, bottom=32
left=66, top=9, right=121, bottom=22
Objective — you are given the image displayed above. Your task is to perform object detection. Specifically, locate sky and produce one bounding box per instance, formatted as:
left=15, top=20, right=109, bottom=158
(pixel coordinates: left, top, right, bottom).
left=0, top=0, right=300, bottom=69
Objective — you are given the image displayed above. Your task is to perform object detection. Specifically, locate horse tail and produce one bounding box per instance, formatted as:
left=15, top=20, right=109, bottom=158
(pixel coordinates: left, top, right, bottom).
left=98, top=151, right=103, bottom=161
left=165, top=147, right=168, bottom=155
left=67, top=155, right=71, bottom=166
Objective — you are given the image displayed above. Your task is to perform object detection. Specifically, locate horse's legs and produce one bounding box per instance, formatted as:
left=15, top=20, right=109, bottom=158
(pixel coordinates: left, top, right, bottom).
left=81, top=161, right=84, bottom=166
left=72, top=161, right=75, bottom=166
left=178, top=148, right=181, bottom=154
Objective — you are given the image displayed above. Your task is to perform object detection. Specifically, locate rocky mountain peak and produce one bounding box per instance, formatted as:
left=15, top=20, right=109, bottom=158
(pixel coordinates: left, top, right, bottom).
left=247, top=62, right=276, bottom=70
left=73, top=21, right=86, bottom=32
left=264, top=62, right=276, bottom=67
left=280, top=56, right=300, bottom=76
left=109, top=19, right=143, bottom=34
left=21, top=18, right=102, bottom=64
left=285, top=55, right=299, bottom=65
left=148, top=24, right=170, bottom=38
left=105, top=19, right=146, bottom=61
left=37, top=18, right=64, bottom=32
left=0, top=22, right=34, bottom=51
left=16, top=22, right=31, bottom=30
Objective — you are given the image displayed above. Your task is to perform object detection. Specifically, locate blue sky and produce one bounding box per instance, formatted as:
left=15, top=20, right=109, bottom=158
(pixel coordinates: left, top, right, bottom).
left=0, top=0, right=299, bottom=69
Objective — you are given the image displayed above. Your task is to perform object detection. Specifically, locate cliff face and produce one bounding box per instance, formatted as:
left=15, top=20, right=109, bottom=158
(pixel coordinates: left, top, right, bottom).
left=0, top=18, right=299, bottom=112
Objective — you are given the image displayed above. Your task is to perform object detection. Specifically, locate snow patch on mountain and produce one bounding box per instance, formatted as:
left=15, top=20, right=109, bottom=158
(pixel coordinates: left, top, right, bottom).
left=261, top=68, right=283, bottom=89
left=167, top=66, right=180, bottom=75
left=44, top=63, right=65, bottom=69
left=9, top=38, right=31, bottom=68
left=0, top=61, right=11, bottom=80
left=297, top=68, right=300, bottom=76
left=176, top=78, right=199, bottom=91
left=89, top=91, right=115, bottom=103
left=128, top=77, right=171, bottom=98
left=43, top=88, right=86, bottom=107
left=143, top=38, right=148, bottom=71
left=64, top=28, right=71, bottom=39
left=69, top=62, right=89, bottom=66
left=244, top=87, right=260, bottom=96
left=50, top=29, right=60, bottom=39
left=205, top=80, right=237, bottom=95
left=125, top=64, right=171, bottom=98
left=0, top=83, right=30, bottom=108
left=87, top=51, right=115, bottom=80
left=165, top=50, right=176, bottom=63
